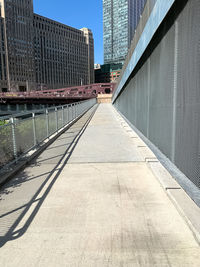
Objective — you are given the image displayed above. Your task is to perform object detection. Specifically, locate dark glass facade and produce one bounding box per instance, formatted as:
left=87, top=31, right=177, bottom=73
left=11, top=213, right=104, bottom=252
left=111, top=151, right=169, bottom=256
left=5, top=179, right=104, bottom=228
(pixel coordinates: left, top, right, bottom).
left=103, top=0, right=147, bottom=65
left=95, top=63, right=122, bottom=83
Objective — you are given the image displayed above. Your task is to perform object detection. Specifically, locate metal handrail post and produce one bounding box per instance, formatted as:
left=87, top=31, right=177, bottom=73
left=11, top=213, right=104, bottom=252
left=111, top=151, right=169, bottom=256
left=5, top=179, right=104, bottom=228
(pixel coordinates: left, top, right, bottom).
left=46, top=109, right=49, bottom=138
left=69, top=105, right=71, bottom=122
left=62, top=106, right=64, bottom=126
left=32, top=112, right=37, bottom=146
left=11, top=117, right=18, bottom=161
left=77, top=102, right=79, bottom=117
left=72, top=104, right=74, bottom=120
left=67, top=105, right=69, bottom=124
left=75, top=103, right=77, bottom=118
left=55, top=107, right=58, bottom=132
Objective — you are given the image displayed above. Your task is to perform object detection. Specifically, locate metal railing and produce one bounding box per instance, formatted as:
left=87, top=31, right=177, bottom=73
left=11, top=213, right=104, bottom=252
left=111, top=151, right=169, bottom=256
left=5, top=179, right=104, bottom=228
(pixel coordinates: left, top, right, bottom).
left=0, top=98, right=96, bottom=169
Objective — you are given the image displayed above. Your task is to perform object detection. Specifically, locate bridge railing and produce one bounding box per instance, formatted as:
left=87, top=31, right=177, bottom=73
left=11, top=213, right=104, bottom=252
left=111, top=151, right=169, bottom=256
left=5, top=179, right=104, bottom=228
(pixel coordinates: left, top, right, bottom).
left=0, top=91, right=95, bottom=99
left=0, top=83, right=115, bottom=100
left=0, top=98, right=96, bottom=170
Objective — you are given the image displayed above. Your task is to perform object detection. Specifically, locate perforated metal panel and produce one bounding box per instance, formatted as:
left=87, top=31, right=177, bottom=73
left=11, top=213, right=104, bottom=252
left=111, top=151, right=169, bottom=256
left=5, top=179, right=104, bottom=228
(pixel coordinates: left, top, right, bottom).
left=114, top=0, right=200, bottom=189
left=15, top=118, right=35, bottom=155
left=57, top=108, right=64, bottom=129
left=48, top=111, right=57, bottom=135
left=174, top=0, right=200, bottom=188
left=35, top=114, right=48, bottom=143
left=148, top=24, right=175, bottom=158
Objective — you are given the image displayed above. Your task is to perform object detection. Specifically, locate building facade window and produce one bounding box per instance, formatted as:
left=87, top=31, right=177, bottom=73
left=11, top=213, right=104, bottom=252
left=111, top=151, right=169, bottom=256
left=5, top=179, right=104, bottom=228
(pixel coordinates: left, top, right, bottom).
left=103, top=0, right=147, bottom=65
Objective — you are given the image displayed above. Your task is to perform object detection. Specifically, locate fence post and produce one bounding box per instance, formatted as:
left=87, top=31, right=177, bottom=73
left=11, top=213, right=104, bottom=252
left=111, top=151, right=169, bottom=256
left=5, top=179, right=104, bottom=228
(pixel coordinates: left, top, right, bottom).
left=55, top=107, right=58, bottom=132
left=32, top=112, right=37, bottom=147
left=75, top=103, right=77, bottom=118
left=67, top=105, right=69, bottom=124
left=62, top=106, right=64, bottom=126
left=74, top=104, right=76, bottom=119
left=46, top=109, right=49, bottom=138
left=72, top=104, right=74, bottom=120
left=77, top=102, right=80, bottom=117
left=11, top=117, right=18, bottom=161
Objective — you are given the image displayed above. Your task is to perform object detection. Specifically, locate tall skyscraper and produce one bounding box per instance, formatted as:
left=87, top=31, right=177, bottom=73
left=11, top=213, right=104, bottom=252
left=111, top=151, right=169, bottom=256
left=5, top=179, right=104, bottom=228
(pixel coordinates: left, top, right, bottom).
left=103, top=0, right=147, bottom=65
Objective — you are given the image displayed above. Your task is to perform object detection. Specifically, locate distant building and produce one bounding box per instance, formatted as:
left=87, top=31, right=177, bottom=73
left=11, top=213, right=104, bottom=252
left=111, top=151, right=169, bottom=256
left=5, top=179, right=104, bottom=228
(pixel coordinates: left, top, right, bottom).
left=0, top=0, right=35, bottom=92
left=95, top=63, right=122, bottom=83
left=0, top=16, right=7, bottom=92
left=34, top=15, right=94, bottom=90
left=94, top=63, right=101, bottom=70
left=81, top=28, right=95, bottom=86
left=0, top=0, right=94, bottom=92
left=103, top=0, right=147, bottom=65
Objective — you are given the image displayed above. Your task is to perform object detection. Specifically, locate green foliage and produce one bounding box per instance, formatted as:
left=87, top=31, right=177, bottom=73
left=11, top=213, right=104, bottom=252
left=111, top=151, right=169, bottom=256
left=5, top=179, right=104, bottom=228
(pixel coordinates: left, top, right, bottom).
left=0, top=123, right=14, bottom=167
left=0, top=120, right=7, bottom=126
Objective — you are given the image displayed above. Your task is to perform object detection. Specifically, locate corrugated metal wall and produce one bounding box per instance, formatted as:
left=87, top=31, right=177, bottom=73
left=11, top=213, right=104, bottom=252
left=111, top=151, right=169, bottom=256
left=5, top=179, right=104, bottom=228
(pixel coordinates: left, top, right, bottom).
left=114, top=0, right=200, bottom=189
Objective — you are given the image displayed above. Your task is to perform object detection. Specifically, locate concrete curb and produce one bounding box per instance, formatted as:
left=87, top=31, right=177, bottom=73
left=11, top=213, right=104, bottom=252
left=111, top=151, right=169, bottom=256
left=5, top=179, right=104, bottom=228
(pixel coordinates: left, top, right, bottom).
left=147, top=161, right=200, bottom=245
left=166, top=189, right=200, bottom=245
left=0, top=104, right=97, bottom=187
left=114, top=107, right=200, bottom=246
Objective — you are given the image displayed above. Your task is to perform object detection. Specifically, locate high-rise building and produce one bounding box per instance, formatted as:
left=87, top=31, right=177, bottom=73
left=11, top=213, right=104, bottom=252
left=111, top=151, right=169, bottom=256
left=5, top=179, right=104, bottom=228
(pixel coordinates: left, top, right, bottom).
left=0, top=0, right=94, bottom=92
left=0, top=16, right=7, bottom=91
left=0, top=0, right=35, bottom=91
left=33, top=16, right=94, bottom=90
left=80, top=28, right=95, bottom=86
left=103, top=0, right=147, bottom=65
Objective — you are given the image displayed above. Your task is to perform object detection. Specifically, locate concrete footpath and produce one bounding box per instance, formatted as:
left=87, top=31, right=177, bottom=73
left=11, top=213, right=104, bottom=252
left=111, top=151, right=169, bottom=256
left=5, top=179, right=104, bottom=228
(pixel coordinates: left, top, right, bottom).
left=0, top=103, right=200, bottom=266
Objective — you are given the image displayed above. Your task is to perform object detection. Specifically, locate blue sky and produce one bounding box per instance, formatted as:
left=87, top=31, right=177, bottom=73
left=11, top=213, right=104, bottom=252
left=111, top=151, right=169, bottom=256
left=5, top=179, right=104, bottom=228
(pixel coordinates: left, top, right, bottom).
left=33, top=0, right=103, bottom=64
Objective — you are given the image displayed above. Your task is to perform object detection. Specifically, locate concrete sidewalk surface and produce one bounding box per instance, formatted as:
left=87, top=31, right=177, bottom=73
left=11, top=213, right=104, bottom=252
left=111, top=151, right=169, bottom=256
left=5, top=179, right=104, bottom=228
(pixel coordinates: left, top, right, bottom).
left=0, top=103, right=200, bottom=267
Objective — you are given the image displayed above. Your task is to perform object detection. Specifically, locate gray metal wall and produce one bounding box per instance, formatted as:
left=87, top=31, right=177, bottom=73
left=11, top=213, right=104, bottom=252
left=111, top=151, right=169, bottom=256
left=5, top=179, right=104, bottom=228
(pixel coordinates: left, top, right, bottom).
left=114, top=0, right=200, bottom=189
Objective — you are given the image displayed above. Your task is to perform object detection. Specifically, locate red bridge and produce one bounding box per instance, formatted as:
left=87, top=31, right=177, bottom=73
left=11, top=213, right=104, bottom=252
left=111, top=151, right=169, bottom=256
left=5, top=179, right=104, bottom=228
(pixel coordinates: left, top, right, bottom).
left=0, top=83, right=115, bottom=105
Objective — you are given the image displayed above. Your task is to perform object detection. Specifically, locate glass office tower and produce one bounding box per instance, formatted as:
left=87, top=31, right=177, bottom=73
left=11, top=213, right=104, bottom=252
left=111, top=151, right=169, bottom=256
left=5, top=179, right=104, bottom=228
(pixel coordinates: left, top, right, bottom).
left=103, top=0, right=146, bottom=65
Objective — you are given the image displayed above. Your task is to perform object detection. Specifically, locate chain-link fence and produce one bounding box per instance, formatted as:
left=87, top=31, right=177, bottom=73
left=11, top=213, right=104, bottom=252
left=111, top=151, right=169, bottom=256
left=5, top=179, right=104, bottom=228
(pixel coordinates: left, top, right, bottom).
left=0, top=99, right=96, bottom=169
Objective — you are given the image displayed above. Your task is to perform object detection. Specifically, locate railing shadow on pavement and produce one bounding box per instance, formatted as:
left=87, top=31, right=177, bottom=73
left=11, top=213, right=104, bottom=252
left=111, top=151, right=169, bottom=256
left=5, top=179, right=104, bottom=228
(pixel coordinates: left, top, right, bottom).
left=0, top=105, right=98, bottom=248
